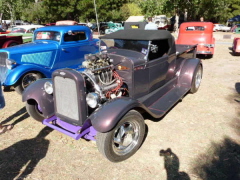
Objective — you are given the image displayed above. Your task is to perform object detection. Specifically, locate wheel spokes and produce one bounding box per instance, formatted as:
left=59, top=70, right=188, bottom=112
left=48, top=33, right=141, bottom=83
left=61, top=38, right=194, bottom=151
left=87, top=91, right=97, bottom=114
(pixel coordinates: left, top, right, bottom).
left=195, top=68, right=202, bottom=88
left=113, top=122, right=137, bottom=153
left=22, top=74, right=38, bottom=88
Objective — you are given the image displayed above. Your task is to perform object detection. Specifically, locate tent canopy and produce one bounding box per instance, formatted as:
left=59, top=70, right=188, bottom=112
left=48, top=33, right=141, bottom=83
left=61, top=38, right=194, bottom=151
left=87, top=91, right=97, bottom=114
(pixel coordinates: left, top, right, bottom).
left=125, top=16, right=145, bottom=22
left=228, top=15, right=240, bottom=22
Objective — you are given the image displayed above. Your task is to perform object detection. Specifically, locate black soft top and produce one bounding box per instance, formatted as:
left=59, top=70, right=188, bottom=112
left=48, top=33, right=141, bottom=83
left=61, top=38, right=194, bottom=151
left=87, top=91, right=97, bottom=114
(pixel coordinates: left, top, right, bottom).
left=100, top=29, right=173, bottom=41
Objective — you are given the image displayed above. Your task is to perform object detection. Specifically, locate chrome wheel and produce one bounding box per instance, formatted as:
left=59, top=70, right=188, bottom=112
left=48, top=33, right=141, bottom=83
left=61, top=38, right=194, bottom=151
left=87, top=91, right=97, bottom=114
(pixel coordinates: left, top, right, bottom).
left=96, top=110, right=145, bottom=162
left=15, top=72, right=42, bottom=94
left=112, top=120, right=140, bottom=156
left=190, top=64, right=202, bottom=93
left=22, top=73, right=41, bottom=89
left=195, top=67, right=202, bottom=89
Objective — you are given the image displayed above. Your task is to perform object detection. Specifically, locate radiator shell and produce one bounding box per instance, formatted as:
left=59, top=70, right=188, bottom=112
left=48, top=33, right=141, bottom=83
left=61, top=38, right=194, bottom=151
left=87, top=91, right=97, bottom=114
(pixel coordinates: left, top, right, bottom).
left=0, top=52, right=8, bottom=83
left=53, top=69, right=87, bottom=126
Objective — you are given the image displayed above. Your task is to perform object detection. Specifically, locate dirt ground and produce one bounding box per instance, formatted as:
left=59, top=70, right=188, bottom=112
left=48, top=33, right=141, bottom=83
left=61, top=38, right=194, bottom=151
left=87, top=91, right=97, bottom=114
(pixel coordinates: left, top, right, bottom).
left=1, top=32, right=240, bottom=180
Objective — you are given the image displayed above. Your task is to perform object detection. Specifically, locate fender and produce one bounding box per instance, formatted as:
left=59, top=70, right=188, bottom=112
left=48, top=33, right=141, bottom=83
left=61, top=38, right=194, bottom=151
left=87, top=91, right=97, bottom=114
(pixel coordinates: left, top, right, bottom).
left=178, top=58, right=202, bottom=88
left=4, top=64, right=51, bottom=86
left=90, top=97, right=148, bottom=133
left=22, top=78, right=55, bottom=118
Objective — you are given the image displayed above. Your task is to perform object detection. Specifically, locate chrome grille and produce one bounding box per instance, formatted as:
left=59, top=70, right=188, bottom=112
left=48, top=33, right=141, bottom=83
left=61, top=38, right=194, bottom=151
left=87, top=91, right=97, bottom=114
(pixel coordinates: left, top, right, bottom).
left=54, top=76, right=79, bottom=121
left=0, top=52, right=8, bottom=83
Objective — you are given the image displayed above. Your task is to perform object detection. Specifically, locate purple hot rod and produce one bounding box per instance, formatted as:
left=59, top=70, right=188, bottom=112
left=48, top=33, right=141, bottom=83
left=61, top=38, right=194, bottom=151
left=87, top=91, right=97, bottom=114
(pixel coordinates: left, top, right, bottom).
left=23, top=30, right=202, bottom=162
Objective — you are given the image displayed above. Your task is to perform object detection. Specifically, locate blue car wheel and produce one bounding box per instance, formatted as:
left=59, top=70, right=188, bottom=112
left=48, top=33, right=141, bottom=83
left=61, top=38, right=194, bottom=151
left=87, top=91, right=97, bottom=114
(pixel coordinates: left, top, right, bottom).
left=15, top=72, right=42, bottom=94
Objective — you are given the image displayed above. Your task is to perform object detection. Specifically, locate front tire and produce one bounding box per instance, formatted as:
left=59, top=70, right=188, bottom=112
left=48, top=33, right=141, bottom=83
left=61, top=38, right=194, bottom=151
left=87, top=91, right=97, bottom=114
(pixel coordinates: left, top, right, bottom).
left=190, top=64, right=202, bottom=93
left=96, top=110, right=145, bottom=162
left=26, top=100, right=44, bottom=122
left=15, top=72, right=42, bottom=94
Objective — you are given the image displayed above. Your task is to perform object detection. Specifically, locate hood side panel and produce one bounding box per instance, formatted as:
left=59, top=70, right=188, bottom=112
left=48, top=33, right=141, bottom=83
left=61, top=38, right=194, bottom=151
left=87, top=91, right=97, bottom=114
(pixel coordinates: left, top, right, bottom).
left=21, top=51, right=53, bottom=66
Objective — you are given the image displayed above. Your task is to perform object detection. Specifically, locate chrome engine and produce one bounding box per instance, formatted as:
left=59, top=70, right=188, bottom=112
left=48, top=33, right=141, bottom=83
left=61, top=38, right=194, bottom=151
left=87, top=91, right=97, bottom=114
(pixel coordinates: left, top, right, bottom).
left=81, top=53, right=127, bottom=108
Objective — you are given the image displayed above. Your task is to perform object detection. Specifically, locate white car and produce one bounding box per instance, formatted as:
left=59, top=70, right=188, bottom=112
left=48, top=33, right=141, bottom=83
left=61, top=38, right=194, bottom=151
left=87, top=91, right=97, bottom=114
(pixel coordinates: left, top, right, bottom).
left=221, top=25, right=231, bottom=32
left=213, top=24, right=231, bottom=32
left=10, top=25, right=44, bottom=34
left=7, top=25, right=44, bottom=43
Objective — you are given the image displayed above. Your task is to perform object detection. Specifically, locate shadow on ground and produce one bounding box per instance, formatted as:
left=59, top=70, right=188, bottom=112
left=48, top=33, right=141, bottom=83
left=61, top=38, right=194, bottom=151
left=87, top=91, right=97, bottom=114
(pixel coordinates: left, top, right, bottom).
left=192, top=83, right=240, bottom=180
left=0, top=127, right=53, bottom=179
left=193, top=138, right=240, bottom=180
left=160, top=148, right=190, bottom=180
left=1, top=107, right=29, bottom=126
left=235, top=82, right=240, bottom=94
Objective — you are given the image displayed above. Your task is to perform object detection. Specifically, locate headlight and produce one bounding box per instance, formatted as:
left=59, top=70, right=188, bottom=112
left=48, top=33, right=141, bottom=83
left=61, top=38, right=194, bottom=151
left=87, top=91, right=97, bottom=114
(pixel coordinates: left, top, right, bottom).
left=86, top=92, right=99, bottom=108
left=6, top=59, right=16, bottom=69
left=44, top=81, right=53, bottom=94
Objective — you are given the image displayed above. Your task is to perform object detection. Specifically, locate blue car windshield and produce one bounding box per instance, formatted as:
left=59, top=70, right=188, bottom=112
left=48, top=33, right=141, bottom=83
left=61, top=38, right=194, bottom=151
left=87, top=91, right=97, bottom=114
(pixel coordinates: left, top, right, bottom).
left=35, top=31, right=60, bottom=41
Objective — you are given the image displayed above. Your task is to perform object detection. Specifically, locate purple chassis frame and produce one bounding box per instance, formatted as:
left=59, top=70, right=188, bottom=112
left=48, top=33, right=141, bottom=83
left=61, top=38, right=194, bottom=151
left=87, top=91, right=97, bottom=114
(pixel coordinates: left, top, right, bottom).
left=43, top=116, right=97, bottom=141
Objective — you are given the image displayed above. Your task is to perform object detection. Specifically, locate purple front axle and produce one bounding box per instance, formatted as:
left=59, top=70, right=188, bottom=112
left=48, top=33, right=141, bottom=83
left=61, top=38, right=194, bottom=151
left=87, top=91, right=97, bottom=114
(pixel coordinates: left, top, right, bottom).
left=43, top=116, right=97, bottom=141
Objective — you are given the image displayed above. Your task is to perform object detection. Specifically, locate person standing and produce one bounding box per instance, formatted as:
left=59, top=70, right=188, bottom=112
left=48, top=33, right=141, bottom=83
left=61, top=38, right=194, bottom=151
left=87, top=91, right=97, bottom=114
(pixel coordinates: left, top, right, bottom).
left=2, top=21, right=8, bottom=31
left=0, top=81, right=13, bottom=134
left=145, top=17, right=158, bottom=30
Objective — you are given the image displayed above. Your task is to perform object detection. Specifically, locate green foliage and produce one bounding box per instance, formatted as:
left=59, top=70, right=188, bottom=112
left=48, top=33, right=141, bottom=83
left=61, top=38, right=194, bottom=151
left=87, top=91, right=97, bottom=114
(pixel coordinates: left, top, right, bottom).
left=120, top=3, right=142, bottom=21
left=0, top=0, right=239, bottom=25
left=139, top=0, right=165, bottom=17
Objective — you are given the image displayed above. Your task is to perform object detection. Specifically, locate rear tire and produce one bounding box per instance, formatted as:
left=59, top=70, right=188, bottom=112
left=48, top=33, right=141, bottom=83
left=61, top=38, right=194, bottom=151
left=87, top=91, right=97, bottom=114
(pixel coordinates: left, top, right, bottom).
left=96, top=110, right=145, bottom=162
left=15, top=72, right=42, bottom=94
left=190, top=64, right=202, bottom=93
left=26, top=101, right=44, bottom=122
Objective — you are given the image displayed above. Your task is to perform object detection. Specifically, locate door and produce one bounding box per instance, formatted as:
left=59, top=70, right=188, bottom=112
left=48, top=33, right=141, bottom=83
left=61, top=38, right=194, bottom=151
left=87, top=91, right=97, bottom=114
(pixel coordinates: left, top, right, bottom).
left=147, top=39, right=171, bottom=93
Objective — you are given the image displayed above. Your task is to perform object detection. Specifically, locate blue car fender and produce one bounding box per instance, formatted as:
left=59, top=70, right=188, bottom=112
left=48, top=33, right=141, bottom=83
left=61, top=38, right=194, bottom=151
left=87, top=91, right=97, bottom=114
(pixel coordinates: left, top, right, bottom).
left=89, top=97, right=146, bottom=133
left=22, top=78, right=55, bottom=118
left=4, top=64, right=51, bottom=86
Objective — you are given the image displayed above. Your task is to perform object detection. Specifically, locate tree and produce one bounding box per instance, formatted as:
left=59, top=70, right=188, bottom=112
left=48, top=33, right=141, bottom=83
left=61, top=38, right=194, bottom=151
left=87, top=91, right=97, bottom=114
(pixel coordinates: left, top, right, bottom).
left=120, top=3, right=142, bottom=21
left=22, top=1, right=45, bottom=24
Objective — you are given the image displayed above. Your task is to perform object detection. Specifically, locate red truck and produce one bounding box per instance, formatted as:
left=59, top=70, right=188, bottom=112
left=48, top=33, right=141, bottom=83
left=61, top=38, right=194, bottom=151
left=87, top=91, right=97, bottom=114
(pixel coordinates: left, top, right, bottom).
left=232, top=37, right=240, bottom=56
left=0, top=35, right=23, bottom=48
left=176, top=22, right=215, bottom=58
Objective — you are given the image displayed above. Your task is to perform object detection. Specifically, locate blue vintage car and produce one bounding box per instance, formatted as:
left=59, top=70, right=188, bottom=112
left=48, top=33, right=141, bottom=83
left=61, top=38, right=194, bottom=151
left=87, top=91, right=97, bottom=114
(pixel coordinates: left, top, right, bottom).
left=0, top=25, right=101, bottom=94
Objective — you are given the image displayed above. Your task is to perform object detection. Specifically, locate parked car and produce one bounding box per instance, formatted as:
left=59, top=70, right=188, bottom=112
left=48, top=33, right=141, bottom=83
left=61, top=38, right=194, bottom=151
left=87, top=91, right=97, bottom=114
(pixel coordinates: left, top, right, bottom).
left=90, top=22, right=109, bottom=35
left=105, top=22, right=124, bottom=34
left=232, top=37, right=240, bottom=55
left=231, top=24, right=240, bottom=33
left=221, top=25, right=231, bottom=32
left=176, top=22, right=215, bottom=58
left=55, top=20, right=78, bottom=25
left=213, top=24, right=221, bottom=31
left=6, top=25, right=44, bottom=43
left=213, top=24, right=231, bottom=32
left=0, top=35, right=23, bottom=48
left=45, top=23, right=56, bottom=26
left=23, top=29, right=202, bottom=162
left=154, top=15, right=170, bottom=30
left=124, top=22, right=147, bottom=29
left=0, top=28, right=9, bottom=34
left=235, top=27, right=240, bottom=34
left=0, top=25, right=101, bottom=94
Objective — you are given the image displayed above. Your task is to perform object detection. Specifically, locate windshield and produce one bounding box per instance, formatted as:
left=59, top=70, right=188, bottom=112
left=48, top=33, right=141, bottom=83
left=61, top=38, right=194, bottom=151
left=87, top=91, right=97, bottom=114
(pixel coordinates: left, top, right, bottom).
left=102, top=39, right=149, bottom=55
left=186, top=26, right=205, bottom=31
left=10, top=27, right=26, bottom=33
left=35, top=31, right=60, bottom=41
